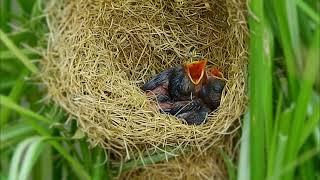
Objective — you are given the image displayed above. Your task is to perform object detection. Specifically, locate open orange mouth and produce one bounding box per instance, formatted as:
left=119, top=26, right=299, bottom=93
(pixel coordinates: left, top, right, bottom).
left=185, top=60, right=207, bottom=84
left=210, top=67, right=223, bottom=78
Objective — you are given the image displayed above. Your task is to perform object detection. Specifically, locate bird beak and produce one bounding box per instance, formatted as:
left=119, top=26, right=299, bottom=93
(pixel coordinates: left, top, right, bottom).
left=210, top=67, right=224, bottom=78
left=185, top=60, right=207, bottom=85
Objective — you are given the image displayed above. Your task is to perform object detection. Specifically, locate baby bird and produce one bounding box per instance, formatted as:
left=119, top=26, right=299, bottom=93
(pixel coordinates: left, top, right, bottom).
left=159, top=98, right=210, bottom=125
left=142, top=60, right=207, bottom=101
left=199, top=68, right=226, bottom=111
left=168, top=60, right=207, bottom=100
left=142, top=68, right=173, bottom=102
left=142, top=61, right=225, bottom=125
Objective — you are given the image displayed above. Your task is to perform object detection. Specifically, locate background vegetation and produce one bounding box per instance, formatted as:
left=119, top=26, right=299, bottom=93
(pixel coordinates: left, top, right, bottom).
left=0, top=0, right=319, bottom=180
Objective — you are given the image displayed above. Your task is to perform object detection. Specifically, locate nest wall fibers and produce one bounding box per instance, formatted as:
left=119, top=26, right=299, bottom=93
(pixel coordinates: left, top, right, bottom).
left=42, top=0, right=247, bottom=178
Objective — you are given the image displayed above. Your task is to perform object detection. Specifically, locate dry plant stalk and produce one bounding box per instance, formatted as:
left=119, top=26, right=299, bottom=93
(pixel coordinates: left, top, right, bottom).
left=41, top=0, right=247, bottom=178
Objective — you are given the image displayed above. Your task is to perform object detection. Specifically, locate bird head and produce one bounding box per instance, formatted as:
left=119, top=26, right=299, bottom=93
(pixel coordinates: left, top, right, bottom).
left=207, top=67, right=226, bottom=94
left=184, top=59, right=207, bottom=85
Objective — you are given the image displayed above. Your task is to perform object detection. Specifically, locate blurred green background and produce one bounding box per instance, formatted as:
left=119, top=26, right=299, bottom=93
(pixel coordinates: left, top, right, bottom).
left=0, top=0, right=319, bottom=180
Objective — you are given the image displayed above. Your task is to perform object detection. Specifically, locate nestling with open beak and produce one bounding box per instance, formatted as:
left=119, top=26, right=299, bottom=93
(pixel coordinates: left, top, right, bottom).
left=199, top=67, right=226, bottom=111
left=142, top=60, right=225, bottom=125
left=142, top=60, right=207, bottom=101
left=168, top=60, right=207, bottom=100
left=168, top=67, right=226, bottom=125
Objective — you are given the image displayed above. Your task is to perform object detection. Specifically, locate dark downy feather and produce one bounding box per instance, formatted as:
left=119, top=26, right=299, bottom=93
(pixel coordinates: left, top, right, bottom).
left=142, top=68, right=174, bottom=91
left=163, top=99, right=202, bottom=115
left=177, top=106, right=211, bottom=125
left=168, top=66, right=195, bottom=100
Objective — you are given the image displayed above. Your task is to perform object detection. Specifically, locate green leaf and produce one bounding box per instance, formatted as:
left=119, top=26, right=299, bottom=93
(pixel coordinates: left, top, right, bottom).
left=274, top=147, right=320, bottom=179
left=18, top=137, right=45, bottom=180
left=0, top=29, right=39, bottom=74
left=17, top=0, right=37, bottom=15
left=8, top=138, right=34, bottom=180
left=297, top=0, right=320, bottom=24
left=0, top=80, right=15, bottom=91
left=92, top=148, right=109, bottom=180
left=286, top=28, right=320, bottom=164
left=314, top=127, right=320, bottom=147
left=220, top=149, right=236, bottom=180
left=0, top=70, right=29, bottom=126
left=0, top=122, right=33, bottom=142
left=237, top=112, right=250, bottom=180
left=37, top=145, right=53, bottom=180
left=267, top=94, right=283, bottom=178
left=248, top=0, right=271, bottom=178
left=47, top=140, right=91, bottom=180
left=272, top=0, right=300, bottom=98
left=300, top=102, right=320, bottom=149
left=0, top=49, right=37, bottom=59
left=0, top=0, right=11, bottom=32
left=271, top=134, right=288, bottom=180
left=114, top=149, right=177, bottom=173
left=262, top=17, right=274, bottom=149
left=0, top=95, right=90, bottom=179
left=72, top=129, right=85, bottom=139
left=0, top=122, right=35, bottom=150
left=0, top=95, right=51, bottom=124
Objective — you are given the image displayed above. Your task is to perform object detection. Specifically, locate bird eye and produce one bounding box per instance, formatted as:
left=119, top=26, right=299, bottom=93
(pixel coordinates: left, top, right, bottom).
left=213, top=81, right=225, bottom=92
left=214, top=84, right=222, bottom=91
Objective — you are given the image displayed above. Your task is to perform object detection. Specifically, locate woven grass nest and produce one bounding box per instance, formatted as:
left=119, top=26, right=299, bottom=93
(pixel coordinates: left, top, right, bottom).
left=42, top=0, right=247, bottom=178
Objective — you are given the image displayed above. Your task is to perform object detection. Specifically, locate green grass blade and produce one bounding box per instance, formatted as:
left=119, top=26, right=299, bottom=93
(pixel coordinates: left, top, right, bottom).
left=297, top=0, right=320, bottom=24
left=8, top=138, right=34, bottom=180
left=262, top=18, right=274, bottom=150
left=0, top=0, right=11, bottom=32
left=18, top=137, right=45, bottom=180
left=92, top=148, right=109, bottom=180
left=17, top=0, right=37, bottom=15
left=272, top=0, right=299, bottom=98
left=115, top=150, right=177, bottom=174
left=237, top=113, right=250, bottom=180
left=79, top=141, right=91, bottom=171
left=314, top=127, right=320, bottom=147
left=249, top=0, right=269, bottom=179
left=279, top=106, right=294, bottom=136
left=0, top=122, right=34, bottom=150
left=0, top=95, right=90, bottom=179
left=0, top=29, right=39, bottom=74
left=267, top=94, right=283, bottom=178
left=0, top=81, right=15, bottom=91
left=0, top=59, right=22, bottom=75
left=0, top=122, right=33, bottom=142
left=300, top=102, right=320, bottom=149
left=0, top=95, right=51, bottom=124
left=220, top=149, right=236, bottom=180
left=285, top=0, right=302, bottom=60
left=37, top=145, right=53, bottom=180
left=299, top=160, right=314, bottom=180
left=48, top=141, right=91, bottom=180
left=0, top=173, right=8, bottom=180
left=31, top=0, right=44, bottom=25
left=275, top=146, right=320, bottom=179
left=271, top=134, right=288, bottom=180
left=0, top=70, right=29, bottom=126
left=286, top=28, right=320, bottom=162
left=0, top=49, right=36, bottom=59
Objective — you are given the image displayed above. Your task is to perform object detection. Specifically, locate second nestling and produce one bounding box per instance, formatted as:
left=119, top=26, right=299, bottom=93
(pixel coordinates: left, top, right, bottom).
left=142, top=60, right=226, bottom=125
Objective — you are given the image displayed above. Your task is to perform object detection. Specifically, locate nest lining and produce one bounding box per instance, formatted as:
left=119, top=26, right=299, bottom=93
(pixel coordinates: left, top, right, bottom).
left=42, top=0, right=247, bottom=178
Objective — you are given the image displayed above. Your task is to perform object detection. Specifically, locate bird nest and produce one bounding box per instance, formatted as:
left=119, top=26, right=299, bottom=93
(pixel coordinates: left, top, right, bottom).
left=41, top=0, right=247, bottom=178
